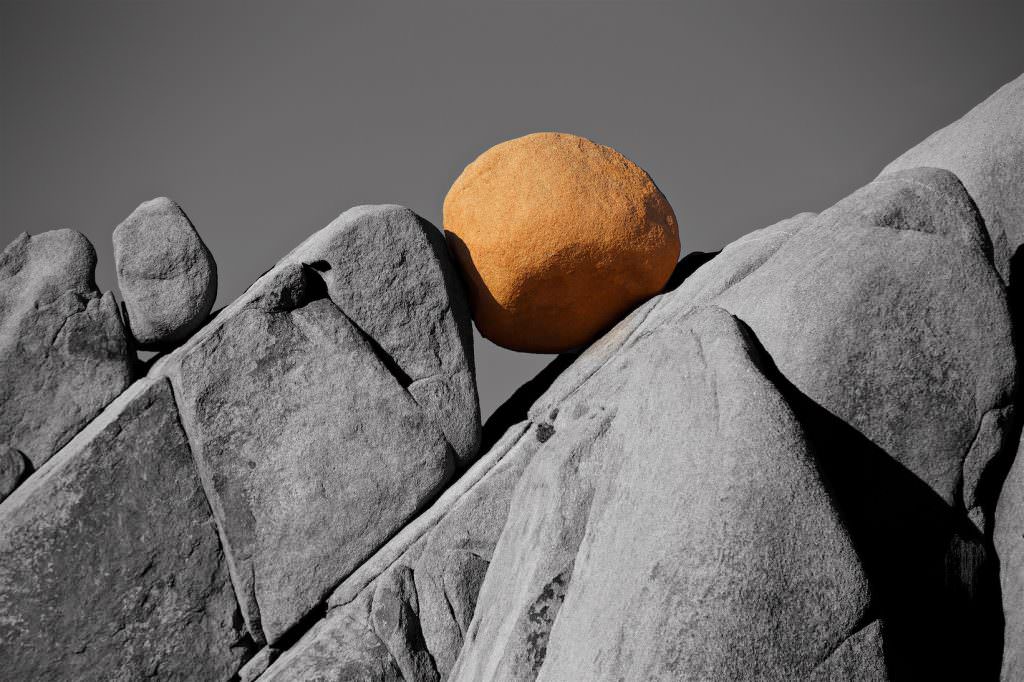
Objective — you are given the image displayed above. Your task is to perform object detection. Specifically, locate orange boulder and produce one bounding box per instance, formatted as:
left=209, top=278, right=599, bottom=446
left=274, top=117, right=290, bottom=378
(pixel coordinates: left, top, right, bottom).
left=443, top=132, right=680, bottom=353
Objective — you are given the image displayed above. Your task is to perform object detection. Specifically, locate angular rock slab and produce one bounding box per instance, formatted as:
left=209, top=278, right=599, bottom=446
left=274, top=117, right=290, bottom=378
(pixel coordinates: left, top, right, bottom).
left=882, top=72, right=1024, bottom=281
left=0, top=229, right=131, bottom=469
left=0, top=378, right=249, bottom=680
left=288, top=204, right=480, bottom=461
left=152, top=205, right=478, bottom=645
left=113, top=197, right=218, bottom=349
left=452, top=307, right=876, bottom=680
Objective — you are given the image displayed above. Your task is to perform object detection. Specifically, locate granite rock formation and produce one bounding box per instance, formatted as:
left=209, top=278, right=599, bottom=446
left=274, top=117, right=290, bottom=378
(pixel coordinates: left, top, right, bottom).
left=113, top=197, right=218, bottom=349
left=0, top=229, right=132, bottom=471
left=2, top=73, right=1024, bottom=681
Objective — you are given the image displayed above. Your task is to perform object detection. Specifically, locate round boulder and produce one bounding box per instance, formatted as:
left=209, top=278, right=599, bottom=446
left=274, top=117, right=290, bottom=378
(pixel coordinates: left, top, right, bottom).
left=113, top=197, right=217, bottom=349
left=443, top=132, right=679, bottom=352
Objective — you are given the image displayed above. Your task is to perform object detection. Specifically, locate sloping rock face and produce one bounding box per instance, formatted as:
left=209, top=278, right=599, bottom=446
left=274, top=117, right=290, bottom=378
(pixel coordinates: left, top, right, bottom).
left=113, top=197, right=218, bottom=349
left=452, top=307, right=878, bottom=680
left=0, top=229, right=132, bottom=471
left=149, top=204, right=480, bottom=646
left=470, top=165, right=1009, bottom=680
left=0, top=379, right=250, bottom=680
left=882, top=73, right=1024, bottom=282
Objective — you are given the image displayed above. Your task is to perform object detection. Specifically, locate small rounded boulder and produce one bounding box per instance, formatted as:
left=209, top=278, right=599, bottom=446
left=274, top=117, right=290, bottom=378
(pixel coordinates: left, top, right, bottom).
left=443, top=132, right=679, bottom=353
left=113, top=197, right=217, bottom=349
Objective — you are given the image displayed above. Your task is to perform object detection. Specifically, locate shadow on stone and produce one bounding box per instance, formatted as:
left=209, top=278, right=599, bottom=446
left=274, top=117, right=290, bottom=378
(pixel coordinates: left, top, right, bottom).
left=736, top=317, right=1004, bottom=681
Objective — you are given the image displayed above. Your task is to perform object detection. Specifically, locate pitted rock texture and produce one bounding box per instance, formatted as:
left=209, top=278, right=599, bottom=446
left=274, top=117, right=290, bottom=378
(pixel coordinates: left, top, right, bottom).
left=444, top=132, right=679, bottom=353
left=149, top=204, right=480, bottom=646
left=0, top=379, right=250, bottom=680
left=0, top=229, right=131, bottom=470
left=113, top=197, right=217, bottom=349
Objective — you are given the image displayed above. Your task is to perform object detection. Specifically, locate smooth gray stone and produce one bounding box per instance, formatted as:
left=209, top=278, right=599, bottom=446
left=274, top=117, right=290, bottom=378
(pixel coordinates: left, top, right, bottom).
left=0, top=378, right=250, bottom=680
left=715, top=168, right=1014, bottom=514
left=151, top=205, right=479, bottom=646
left=0, top=229, right=131, bottom=469
left=452, top=307, right=876, bottom=681
left=0, top=444, right=27, bottom=502
left=881, top=72, right=1024, bottom=281
left=113, top=197, right=217, bottom=349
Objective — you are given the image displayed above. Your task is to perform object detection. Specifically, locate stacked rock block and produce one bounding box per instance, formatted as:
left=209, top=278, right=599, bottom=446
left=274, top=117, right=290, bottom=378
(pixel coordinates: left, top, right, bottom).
left=0, top=205, right=480, bottom=678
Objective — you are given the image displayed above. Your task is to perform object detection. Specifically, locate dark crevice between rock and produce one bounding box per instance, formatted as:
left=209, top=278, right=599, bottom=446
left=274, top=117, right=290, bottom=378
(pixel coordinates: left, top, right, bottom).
left=662, top=250, right=720, bottom=293
left=344, top=312, right=413, bottom=389
left=481, top=354, right=576, bottom=453
left=297, top=262, right=415, bottom=389
left=268, top=600, right=327, bottom=660
left=732, top=315, right=1004, bottom=681
left=159, top=377, right=263, bottom=673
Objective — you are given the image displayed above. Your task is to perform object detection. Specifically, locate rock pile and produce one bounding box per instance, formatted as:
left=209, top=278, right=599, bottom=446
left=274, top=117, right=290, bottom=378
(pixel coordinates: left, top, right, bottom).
left=2, top=73, right=1024, bottom=681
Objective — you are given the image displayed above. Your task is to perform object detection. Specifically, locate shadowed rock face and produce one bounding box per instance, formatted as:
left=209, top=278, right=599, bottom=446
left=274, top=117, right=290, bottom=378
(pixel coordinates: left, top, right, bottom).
left=113, top=197, right=218, bottom=350
left=0, top=379, right=250, bottom=680
left=0, top=229, right=131, bottom=471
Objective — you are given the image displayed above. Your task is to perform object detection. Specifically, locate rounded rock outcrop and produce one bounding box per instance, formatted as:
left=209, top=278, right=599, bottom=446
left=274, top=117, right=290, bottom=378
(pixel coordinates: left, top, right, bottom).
left=443, top=132, right=680, bottom=353
left=113, top=197, right=217, bottom=349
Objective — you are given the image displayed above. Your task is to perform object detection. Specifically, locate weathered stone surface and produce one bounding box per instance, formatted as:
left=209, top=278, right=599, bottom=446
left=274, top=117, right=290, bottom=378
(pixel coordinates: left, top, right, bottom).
left=444, top=132, right=680, bottom=352
left=370, top=566, right=438, bottom=682
left=882, top=73, right=1024, bottom=281
left=151, top=205, right=479, bottom=645
left=113, top=197, right=218, bottom=348
left=713, top=168, right=1014, bottom=511
left=453, top=307, right=875, bottom=680
left=0, top=229, right=132, bottom=469
left=262, top=421, right=538, bottom=680
left=167, top=295, right=454, bottom=645
left=0, top=378, right=249, bottom=680
left=996, top=442, right=1024, bottom=681
left=0, top=444, right=27, bottom=501
left=289, top=204, right=479, bottom=461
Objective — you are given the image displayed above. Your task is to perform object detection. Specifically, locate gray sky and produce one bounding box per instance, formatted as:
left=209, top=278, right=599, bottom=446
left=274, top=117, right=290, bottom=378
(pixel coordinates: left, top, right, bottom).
left=3, top=1, right=1023, bottom=418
